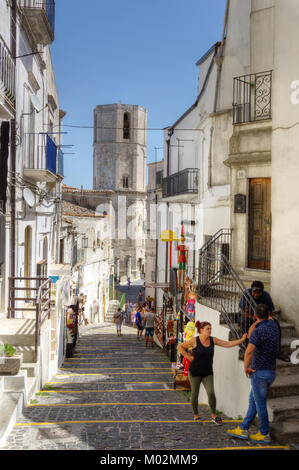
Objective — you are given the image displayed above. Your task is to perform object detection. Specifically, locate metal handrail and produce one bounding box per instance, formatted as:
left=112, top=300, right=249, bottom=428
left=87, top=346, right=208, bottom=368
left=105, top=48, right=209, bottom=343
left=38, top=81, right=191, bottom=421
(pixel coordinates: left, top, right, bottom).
left=199, top=228, right=231, bottom=256
left=197, top=231, right=256, bottom=350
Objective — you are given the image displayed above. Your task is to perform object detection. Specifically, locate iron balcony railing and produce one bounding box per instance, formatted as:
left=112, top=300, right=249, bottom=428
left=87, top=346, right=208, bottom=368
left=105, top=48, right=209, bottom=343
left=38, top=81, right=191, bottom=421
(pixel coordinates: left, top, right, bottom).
left=233, top=71, right=272, bottom=124
left=19, top=0, right=55, bottom=42
left=162, top=168, right=199, bottom=198
left=0, top=34, right=15, bottom=110
left=197, top=230, right=257, bottom=349
left=23, top=132, right=60, bottom=176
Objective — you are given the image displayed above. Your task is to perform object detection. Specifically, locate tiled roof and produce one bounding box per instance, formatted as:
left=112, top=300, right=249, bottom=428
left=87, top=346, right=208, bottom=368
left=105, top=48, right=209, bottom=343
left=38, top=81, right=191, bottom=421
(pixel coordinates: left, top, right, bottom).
left=61, top=200, right=105, bottom=218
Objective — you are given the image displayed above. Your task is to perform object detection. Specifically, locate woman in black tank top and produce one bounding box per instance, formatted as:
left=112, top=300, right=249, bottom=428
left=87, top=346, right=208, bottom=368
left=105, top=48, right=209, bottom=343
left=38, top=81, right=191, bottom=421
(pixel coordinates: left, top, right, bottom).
left=178, top=321, right=246, bottom=425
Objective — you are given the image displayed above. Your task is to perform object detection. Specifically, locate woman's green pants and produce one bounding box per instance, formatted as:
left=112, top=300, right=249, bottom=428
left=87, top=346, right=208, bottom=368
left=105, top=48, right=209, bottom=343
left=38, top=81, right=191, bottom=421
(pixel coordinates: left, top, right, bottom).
left=188, top=373, right=217, bottom=415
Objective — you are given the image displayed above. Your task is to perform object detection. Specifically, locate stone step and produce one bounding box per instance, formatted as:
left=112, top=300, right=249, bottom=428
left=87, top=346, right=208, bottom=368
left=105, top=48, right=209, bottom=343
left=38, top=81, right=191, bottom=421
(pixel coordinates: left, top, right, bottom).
left=275, top=360, right=299, bottom=375
left=280, top=337, right=297, bottom=355
left=20, top=362, right=38, bottom=378
left=220, top=275, right=271, bottom=291
left=268, top=395, right=299, bottom=422
left=268, top=372, right=299, bottom=398
left=226, top=323, right=296, bottom=342
left=0, top=392, right=24, bottom=447
left=279, top=321, right=297, bottom=338
left=14, top=346, right=36, bottom=363
left=26, top=377, right=38, bottom=404
left=270, top=420, right=299, bottom=445
left=0, top=318, right=35, bottom=347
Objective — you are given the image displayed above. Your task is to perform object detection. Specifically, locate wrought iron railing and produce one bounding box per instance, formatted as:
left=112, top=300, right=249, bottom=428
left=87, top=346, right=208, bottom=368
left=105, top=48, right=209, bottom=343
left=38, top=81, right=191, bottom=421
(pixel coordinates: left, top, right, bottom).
left=0, top=35, right=15, bottom=110
left=23, top=133, right=58, bottom=175
left=162, top=168, right=199, bottom=198
left=233, top=71, right=272, bottom=124
left=197, top=229, right=256, bottom=348
left=19, top=0, right=55, bottom=35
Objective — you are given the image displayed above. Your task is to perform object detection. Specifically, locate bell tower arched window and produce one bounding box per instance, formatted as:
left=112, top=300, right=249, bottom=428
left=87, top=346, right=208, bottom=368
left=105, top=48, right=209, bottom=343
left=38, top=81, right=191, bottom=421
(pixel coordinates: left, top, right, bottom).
left=123, top=175, right=129, bottom=189
left=123, top=113, right=130, bottom=139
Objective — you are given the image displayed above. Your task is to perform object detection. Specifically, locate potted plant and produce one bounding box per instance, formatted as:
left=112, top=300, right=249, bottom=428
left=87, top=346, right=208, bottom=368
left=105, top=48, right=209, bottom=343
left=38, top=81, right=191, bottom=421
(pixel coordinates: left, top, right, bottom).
left=0, top=343, right=23, bottom=375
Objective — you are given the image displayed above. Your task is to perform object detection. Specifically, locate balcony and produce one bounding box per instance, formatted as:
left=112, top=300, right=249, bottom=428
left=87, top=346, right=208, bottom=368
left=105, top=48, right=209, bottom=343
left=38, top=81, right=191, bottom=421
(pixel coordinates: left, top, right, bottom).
left=19, top=0, right=55, bottom=45
left=57, top=149, right=64, bottom=178
left=23, top=133, right=62, bottom=183
left=233, top=71, right=272, bottom=125
left=0, top=35, right=15, bottom=119
left=162, top=168, right=199, bottom=198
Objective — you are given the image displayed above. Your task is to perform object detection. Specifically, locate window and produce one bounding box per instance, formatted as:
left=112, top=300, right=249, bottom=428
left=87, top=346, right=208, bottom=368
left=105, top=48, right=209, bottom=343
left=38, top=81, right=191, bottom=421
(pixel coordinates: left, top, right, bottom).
left=123, top=112, right=130, bottom=139
left=123, top=176, right=129, bottom=189
left=156, top=170, right=162, bottom=187
left=59, top=238, right=64, bottom=264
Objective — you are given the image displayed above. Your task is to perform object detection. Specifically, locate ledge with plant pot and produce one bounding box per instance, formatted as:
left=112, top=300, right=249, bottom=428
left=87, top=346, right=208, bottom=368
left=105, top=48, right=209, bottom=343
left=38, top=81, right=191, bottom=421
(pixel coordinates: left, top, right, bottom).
left=0, top=344, right=23, bottom=376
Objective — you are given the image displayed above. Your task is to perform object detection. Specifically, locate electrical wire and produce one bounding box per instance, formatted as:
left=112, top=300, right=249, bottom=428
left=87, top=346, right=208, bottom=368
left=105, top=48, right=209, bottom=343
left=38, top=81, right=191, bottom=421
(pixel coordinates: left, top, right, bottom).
left=62, top=125, right=204, bottom=132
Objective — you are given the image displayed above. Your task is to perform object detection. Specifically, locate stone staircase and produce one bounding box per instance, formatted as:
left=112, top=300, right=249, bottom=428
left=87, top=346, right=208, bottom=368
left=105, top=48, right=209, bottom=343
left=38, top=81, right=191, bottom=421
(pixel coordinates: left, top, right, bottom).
left=224, top=309, right=299, bottom=444
left=0, top=315, right=40, bottom=446
left=199, top=274, right=299, bottom=445
left=105, top=300, right=120, bottom=323
left=0, top=317, right=39, bottom=399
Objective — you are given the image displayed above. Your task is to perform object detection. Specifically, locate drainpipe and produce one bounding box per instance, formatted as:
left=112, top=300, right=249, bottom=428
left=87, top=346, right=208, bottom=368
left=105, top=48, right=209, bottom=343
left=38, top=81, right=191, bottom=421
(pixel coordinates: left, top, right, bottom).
left=9, top=0, right=17, bottom=318
left=165, top=130, right=173, bottom=284
left=207, top=126, right=214, bottom=189
left=213, top=0, right=230, bottom=113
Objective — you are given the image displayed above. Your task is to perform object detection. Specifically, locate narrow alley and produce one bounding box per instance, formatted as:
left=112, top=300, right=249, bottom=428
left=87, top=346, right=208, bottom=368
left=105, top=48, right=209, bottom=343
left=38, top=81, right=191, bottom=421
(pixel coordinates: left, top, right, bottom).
left=0, top=323, right=290, bottom=451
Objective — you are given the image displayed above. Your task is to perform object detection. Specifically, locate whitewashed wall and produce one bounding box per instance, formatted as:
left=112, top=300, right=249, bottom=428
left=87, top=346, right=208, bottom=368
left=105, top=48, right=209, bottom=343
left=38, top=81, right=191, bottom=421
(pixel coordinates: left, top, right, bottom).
left=195, top=302, right=251, bottom=419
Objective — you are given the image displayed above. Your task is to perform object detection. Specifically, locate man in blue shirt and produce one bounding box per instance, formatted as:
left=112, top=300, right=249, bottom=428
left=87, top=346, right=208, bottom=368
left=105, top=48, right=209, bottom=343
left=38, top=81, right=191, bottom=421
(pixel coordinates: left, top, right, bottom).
left=238, top=281, right=275, bottom=335
left=135, top=308, right=143, bottom=340
left=227, top=303, right=280, bottom=444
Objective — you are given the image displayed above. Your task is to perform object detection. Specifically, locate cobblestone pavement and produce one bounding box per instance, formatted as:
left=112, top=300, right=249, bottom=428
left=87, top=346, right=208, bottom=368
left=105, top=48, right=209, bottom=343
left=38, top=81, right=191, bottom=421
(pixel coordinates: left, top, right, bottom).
left=0, top=324, right=291, bottom=451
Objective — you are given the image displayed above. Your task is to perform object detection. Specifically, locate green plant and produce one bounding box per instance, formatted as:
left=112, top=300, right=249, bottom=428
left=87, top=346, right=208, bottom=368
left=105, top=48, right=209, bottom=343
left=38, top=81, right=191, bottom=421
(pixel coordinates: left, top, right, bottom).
left=216, top=410, right=222, bottom=415
left=30, top=399, right=38, bottom=404
left=4, top=344, right=16, bottom=357
left=36, top=392, right=50, bottom=396
left=43, top=384, right=53, bottom=390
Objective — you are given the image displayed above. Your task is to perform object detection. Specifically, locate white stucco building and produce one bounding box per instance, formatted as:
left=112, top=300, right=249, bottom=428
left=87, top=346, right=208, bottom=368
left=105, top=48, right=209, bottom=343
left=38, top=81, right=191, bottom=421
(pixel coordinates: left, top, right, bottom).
left=154, top=1, right=299, bottom=441
left=60, top=200, right=113, bottom=324
left=0, top=0, right=66, bottom=393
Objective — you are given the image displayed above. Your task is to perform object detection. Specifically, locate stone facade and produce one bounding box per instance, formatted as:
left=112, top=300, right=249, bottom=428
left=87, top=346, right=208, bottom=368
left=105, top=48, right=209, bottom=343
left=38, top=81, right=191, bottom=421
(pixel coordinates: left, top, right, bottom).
left=93, top=104, right=147, bottom=280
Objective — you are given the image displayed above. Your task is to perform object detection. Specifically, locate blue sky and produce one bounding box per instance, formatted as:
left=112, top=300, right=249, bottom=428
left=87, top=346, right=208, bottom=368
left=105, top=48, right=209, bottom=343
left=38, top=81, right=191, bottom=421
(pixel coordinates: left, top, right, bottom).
left=51, top=0, right=226, bottom=189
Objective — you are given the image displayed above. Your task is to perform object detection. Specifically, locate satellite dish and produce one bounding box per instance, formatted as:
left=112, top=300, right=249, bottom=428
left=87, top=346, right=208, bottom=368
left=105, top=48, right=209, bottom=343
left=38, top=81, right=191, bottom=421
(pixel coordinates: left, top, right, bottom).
left=23, top=188, right=35, bottom=207
left=31, top=94, right=43, bottom=112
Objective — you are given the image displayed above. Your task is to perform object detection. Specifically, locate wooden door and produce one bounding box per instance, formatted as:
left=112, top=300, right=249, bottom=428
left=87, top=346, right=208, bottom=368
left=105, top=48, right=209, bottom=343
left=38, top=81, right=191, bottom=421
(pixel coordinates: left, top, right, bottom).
left=248, top=178, right=271, bottom=270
